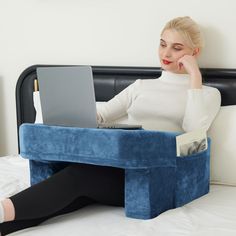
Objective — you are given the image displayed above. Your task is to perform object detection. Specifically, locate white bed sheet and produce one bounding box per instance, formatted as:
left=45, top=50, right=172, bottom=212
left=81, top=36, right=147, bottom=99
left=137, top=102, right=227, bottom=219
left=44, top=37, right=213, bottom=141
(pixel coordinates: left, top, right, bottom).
left=1, top=155, right=236, bottom=236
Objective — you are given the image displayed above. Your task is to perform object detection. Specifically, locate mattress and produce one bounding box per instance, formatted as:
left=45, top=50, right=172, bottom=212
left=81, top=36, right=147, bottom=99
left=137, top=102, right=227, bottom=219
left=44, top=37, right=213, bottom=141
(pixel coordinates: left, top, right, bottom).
left=1, top=155, right=236, bottom=236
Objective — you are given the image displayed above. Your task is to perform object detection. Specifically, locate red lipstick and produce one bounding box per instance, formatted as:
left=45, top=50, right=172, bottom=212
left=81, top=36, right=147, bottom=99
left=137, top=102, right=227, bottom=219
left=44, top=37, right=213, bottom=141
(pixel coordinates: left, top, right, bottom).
left=162, top=59, right=172, bottom=65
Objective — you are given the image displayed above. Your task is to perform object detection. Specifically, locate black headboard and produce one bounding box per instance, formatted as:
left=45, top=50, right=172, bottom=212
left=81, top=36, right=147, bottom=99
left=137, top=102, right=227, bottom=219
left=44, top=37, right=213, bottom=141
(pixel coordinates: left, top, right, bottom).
left=16, top=65, right=236, bottom=148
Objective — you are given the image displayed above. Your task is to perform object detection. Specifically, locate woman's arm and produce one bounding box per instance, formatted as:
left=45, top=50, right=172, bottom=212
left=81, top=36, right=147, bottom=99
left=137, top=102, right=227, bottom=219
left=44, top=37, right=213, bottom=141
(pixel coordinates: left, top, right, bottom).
left=178, top=54, right=202, bottom=89
left=178, top=54, right=221, bottom=132
left=182, top=88, right=221, bottom=132
left=97, top=80, right=139, bottom=123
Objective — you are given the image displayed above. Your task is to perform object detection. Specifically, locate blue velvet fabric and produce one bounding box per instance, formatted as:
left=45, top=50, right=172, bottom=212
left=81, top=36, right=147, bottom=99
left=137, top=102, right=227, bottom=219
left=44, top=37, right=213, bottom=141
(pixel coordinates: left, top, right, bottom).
left=20, top=123, right=210, bottom=219
left=175, top=147, right=210, bottom=207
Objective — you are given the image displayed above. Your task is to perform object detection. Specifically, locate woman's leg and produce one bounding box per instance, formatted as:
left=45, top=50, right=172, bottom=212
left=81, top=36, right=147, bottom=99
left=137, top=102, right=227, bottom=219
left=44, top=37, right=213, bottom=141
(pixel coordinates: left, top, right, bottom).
left=1, top=196, right=95, bottom=236
left=10, top=163, right=124, bottom=220
left=0, top=199, right=15, bottom=222
left=0, top=163, right=124, bottom=235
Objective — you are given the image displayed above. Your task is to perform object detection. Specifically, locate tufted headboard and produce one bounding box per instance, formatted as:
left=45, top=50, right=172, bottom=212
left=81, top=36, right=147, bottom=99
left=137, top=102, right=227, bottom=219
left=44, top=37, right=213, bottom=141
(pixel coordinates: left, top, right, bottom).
left=16, top=65, right=236, bottom=150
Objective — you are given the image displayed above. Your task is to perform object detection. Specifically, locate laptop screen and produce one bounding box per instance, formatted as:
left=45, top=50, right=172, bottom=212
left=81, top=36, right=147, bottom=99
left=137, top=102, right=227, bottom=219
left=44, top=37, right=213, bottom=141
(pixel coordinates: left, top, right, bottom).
left=37, top=66, right=98, bottom=128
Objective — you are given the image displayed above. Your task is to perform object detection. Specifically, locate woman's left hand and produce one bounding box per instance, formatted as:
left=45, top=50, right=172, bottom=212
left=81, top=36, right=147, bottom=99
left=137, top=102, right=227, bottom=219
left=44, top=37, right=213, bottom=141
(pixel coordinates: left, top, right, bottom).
left=177, top=55, right=200, bottom=75
left=177, top=55, right=202, bottom=89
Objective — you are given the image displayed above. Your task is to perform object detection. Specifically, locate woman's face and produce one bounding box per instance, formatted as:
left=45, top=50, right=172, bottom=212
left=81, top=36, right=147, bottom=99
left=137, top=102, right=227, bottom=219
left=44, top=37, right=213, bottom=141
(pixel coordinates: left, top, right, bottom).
left=159, top=29, right=195, bottom=74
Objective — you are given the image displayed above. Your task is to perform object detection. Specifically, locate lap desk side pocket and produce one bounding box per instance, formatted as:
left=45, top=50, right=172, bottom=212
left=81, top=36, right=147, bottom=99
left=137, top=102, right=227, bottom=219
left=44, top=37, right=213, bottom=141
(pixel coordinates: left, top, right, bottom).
left=19, top=124, right=210, bottom=219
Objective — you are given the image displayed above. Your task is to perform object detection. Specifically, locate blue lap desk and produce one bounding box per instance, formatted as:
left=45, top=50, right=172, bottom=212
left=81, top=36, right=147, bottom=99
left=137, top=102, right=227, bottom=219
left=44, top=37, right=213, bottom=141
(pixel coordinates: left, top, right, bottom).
left=19, top=123, right=210, bottom=220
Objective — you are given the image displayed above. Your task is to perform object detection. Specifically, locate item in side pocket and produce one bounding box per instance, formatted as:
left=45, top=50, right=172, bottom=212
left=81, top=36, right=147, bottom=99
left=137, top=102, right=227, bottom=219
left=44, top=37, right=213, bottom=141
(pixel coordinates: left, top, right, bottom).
left=176, top=129, right=207, bottom=157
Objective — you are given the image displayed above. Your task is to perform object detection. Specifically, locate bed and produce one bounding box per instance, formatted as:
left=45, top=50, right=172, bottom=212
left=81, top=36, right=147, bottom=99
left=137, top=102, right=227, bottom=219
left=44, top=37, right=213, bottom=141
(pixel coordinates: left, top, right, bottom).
left=1, top=65, right=236, bottom=235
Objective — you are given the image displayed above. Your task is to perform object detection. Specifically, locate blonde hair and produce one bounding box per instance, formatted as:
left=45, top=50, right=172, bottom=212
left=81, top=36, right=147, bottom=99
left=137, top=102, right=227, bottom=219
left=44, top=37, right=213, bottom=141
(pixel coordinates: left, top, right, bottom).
left=161, top=16, right=204, bottom=50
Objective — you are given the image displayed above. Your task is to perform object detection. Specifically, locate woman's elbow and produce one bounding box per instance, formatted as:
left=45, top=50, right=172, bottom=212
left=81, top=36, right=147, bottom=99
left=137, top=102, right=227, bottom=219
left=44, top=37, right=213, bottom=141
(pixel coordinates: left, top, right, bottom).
left=182, top=116, right=209, bottom=133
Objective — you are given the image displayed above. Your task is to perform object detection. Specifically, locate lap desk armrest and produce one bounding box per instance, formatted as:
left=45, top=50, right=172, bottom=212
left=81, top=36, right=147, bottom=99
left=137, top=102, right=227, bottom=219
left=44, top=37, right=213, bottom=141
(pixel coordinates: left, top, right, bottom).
left=19, top=123, right=210, bottom=219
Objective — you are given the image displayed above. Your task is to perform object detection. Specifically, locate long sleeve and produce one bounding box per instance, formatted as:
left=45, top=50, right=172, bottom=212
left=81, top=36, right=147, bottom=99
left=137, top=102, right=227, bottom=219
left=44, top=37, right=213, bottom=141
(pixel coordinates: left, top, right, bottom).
left=182, top=88, right=221, bottom=132
left=97, top=80, right=139, bottom=123
left=97, top=71, right=221, bottom=132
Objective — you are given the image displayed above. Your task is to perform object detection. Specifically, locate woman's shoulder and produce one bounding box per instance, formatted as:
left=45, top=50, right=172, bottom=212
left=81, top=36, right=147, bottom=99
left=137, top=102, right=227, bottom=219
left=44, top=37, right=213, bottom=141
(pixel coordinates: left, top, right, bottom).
left=134, top=78, right=160, bottom=86
left=202, top=85, right=221, bottom=101
left=202, top=85, right=221, bottom=94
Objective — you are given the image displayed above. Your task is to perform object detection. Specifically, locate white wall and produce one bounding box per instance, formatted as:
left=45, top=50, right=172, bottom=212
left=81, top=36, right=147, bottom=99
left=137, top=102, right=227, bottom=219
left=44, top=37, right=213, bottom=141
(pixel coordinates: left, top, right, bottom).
left=0, top=0, right=236, bottom=156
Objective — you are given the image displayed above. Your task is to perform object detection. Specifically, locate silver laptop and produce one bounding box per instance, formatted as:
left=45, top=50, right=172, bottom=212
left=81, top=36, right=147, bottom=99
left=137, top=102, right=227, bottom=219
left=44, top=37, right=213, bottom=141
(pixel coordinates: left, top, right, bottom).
left=37, top=66, right=142, bottom=129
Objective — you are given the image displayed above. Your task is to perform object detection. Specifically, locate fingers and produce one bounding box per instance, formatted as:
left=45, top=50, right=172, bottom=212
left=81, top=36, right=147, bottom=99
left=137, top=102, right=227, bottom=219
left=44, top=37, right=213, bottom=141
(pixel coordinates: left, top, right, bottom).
left=177, top=55, right=195, bottom=71
left=178, top=62, right=183, bottom=71
left=177, top=55, right=186, bottom=71
left=177, top=55, right=200, bottom=76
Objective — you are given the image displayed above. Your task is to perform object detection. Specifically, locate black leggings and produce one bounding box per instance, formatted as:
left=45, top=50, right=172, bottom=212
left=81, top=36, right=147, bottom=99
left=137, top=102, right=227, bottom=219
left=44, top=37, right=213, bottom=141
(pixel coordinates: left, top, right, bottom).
left=0, top=163, right=125, bottom=235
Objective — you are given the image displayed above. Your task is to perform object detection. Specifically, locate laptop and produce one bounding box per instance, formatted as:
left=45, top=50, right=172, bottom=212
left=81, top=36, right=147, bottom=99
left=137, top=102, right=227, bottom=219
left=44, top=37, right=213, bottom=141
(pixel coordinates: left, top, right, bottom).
left=36, top=66, right=142, bottom=129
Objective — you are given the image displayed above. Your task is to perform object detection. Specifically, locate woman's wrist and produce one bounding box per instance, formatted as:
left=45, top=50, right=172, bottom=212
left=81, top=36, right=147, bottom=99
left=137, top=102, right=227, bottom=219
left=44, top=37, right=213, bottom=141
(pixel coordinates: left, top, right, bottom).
left=189, top=70, right=202, bottom=89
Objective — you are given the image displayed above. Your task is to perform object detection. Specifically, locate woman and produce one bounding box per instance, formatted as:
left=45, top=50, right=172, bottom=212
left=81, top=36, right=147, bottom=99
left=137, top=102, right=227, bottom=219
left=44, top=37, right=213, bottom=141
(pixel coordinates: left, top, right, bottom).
left=0, top=16, right=221, bottom=235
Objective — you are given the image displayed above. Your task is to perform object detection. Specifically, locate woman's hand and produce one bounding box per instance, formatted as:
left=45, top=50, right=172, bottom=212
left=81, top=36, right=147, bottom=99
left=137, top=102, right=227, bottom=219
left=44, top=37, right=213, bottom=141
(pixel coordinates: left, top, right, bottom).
left=177, top=55, right=202, bottom=89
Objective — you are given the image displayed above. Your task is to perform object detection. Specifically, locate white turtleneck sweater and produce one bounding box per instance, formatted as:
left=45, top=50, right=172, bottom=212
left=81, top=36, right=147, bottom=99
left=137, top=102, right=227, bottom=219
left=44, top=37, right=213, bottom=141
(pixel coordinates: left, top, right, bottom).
left=97, top=71, right=221, bottom=132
